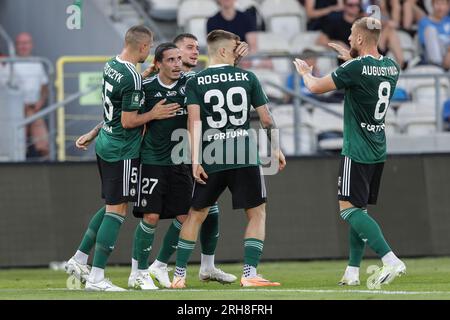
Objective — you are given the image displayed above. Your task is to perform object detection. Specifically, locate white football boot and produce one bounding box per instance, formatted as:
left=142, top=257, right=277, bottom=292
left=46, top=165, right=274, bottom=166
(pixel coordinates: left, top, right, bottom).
left=65, top=257, right=91, bottom=284
left=199, top=267, right=237, bottom=284
left=148, top=264, right=172, bottom=288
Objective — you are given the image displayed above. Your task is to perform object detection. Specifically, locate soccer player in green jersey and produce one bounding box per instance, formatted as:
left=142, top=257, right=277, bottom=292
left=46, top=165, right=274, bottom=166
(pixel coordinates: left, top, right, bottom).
left=146, top=34, right=248, bottom=287
left=293, top=17, right=406, bottom=287
left=171, top=30, right=286, bottom=289
left=65, top=26, right=179, bottom=291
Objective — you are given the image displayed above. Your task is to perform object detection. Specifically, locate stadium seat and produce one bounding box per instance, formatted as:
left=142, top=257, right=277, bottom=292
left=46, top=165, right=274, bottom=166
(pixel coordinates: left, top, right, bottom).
left=255, top=32, right=290, bottom=54
left=148, top=0, right=180, bottom=21
left=396, top=30, right=417, bottom=62
left=270, top=104, right=315, bottom=154
left=260, top=0, right=307, bottom=40
left=236, top=0, right=260, bottom=11
left=396, top=102, right=437, bottom=135
left=177, top=0, right=219, bottom=47
left=249, top=68, right=285, bottom=101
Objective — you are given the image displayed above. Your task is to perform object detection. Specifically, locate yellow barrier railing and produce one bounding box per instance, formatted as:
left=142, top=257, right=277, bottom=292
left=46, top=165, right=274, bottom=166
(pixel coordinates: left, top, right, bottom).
left=55, top=55, right=209, bottom=161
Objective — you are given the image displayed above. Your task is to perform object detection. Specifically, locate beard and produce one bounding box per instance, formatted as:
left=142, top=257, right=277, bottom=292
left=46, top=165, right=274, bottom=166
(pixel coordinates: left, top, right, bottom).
left=183, top=61, right=196, bottom=68
left=350, top=47, right=359, bottom=58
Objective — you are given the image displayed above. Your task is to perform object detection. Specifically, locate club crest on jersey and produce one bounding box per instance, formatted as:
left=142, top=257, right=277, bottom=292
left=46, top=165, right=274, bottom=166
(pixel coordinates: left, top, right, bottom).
left=167, top=91, right=177, bottom=97
left=179, top=85, right=186, bottom=96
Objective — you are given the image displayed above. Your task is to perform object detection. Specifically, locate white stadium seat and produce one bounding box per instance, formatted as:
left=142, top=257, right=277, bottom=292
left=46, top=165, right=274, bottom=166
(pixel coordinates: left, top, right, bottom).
left=260, top=0, right=307, bottom=40
left=236, top=0, right=260, bottom=11
left=255, top=32, right=290, bottom=54
left=270, top=104, right=315, bottom=155
left=396, top=102, right=437, bottom=135
left=248, top=68, right=285, bottom=100
left=177, top=0, right=219, bottom=47
left=396, top=30, right=417, bottom=62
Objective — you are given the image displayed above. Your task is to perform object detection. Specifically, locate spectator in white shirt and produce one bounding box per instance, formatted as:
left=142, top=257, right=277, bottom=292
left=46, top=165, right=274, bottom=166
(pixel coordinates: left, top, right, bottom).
left=14, top=32, right=49, bottom=159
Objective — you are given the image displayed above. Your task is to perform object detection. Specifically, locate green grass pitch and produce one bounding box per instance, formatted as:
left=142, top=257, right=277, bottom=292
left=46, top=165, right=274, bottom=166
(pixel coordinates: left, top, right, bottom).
left=1, top=257, right=450, bottom=300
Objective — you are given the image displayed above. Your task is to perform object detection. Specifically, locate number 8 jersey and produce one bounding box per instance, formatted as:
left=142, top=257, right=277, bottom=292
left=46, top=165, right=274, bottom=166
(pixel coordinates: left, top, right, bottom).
left=331, top=55, right=400, bottom=164
left=185, top=64, right=269, bottom=174
left=95, top=56, right=144, bottom=162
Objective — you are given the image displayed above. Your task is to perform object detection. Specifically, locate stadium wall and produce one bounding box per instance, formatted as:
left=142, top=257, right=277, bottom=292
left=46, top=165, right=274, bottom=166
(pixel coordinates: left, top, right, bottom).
left=0, top=0, right=122, bottom=64
left=1, top=154, right=450, bottom=267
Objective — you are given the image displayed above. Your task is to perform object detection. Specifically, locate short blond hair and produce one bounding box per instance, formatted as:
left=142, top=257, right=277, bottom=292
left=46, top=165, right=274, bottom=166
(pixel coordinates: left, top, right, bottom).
left=206, top=29, right=240, bottom=53
left=353, top=17, right=382, bottom=44
left=125, top=25, right=153, bottom=48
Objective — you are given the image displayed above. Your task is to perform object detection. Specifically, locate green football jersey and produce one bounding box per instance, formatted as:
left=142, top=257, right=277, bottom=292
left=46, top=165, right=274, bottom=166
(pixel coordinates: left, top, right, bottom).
left=140, top=72, right=194, bottom=165
left=95, top=56, right=144, bottom=162
left=331, top=55, right=400, bottom=163
left=185, top=64, right=269, bottom=174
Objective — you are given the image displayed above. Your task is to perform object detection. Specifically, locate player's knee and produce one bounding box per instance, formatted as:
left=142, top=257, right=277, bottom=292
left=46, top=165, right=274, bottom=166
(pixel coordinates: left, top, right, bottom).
left=247, top=205, right=266, bottom=223
left=106, top=203, right=128, bottom=216
left=142, top=213, right=159, bottom=226
left=189, top=208, right=209, bottom=224
left=176, top=214, right=187, bottom=224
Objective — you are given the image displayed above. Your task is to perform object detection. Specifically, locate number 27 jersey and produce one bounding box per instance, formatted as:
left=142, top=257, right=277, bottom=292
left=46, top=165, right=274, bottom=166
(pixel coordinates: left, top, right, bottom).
left=331, top=55, right=400, bottom=164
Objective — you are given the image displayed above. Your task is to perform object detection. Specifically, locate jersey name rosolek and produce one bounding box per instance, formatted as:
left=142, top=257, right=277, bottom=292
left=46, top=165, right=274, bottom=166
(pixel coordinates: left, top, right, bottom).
left=196, top=72, right=249, bottom=85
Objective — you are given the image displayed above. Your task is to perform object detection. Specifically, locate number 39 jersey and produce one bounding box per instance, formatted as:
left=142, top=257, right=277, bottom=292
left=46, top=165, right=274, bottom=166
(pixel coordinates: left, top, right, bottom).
left=95, top=56, right=144, bottom=162
left=331, top=55, right=400, bottom=164
left=185, top=64, right=269, bottom=174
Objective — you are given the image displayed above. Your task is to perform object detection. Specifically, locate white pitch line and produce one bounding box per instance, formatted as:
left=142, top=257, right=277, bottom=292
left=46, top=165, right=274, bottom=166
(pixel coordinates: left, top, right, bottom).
left=1, top=288, right=450, bottom=295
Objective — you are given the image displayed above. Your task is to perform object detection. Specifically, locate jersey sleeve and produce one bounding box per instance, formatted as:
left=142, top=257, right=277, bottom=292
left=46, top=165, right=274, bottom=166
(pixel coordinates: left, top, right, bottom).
left=250, top=72, right=269, bottom=108
left=122, top=71, right=143, bottom=112
left=184, top=77, right=201, bottom=106
left=331, top=59, right=362, bottom=90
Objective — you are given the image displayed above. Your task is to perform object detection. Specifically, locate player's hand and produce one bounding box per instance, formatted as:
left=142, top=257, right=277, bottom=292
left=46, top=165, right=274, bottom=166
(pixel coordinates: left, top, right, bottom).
left=277, top=150, right=286, bottom=171
left=75, top=132, right=95, bottom=150
left=193, top=164, right=208, bottom=184
left=234, top=41, right=249, bottom=66
left=293, top=58, right=313, bottom=76
left=328, top=42, right=352, bottom=61
left=141, top=63, right=158, bottom=78
left=149, top=99, right=181, bottom=120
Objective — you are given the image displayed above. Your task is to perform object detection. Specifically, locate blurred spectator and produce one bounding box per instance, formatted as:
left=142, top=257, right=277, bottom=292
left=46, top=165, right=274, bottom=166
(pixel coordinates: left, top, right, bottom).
left=207, top=0, right=257, bottom=51
left=418, top=0, right=450, bottom=69
left=14, top=32, right=50, bottom=159
left=443, top=99, right=450, bottom=130
left=0, top=51, right=9, bottom=87
left=317, top=0, right=406, bottom=68
left=285, top=49, right=344, bottom=103
left=379, top=0, right=427, bottom=34
left=303, top=0, right=345, bottom=31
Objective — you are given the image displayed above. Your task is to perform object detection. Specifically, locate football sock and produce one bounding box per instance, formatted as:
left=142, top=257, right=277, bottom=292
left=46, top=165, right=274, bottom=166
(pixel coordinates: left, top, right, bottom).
left=74, top=250, right=89, bottom=265
left=381, top=251, right=402, bottom=266
left=200, top=205, right=220, bottom=256
left=344, top=266, right=360, bottom=279
left=89, top=266, right=104, bottom=283
left=151, top=259, right=167, bottom=269
left=341, top=208, right=391, bottom=258
left=243, top=238, right=264, bottom=277
left=349, top=226, right=366, bottom=267
left=78, top=206, right=106, bottom=255
left=243, top=264, right=257, bottom=278
left=156, top=219, right=182, bottom=264
left=200, top=254, right=215, bottom=271
left=132, top=220, right=156, bottom=270
left=175, top=238, right=196, bottom=277
left=92, top=212, right=124, bottom=269
left=131, top=258, right=138, bottom=275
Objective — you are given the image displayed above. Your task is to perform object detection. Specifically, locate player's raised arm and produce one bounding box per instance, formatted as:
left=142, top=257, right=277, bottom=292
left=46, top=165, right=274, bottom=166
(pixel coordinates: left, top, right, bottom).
left=255, top=105, right=286, bottom=171
left=187, top=103, right=208, bottom=184
left=293, top=58, right=337, bottom=94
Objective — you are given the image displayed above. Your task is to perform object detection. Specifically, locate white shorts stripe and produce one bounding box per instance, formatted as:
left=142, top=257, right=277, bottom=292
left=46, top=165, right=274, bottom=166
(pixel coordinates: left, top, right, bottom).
left=137, top=163, right=142, bottom=204
left=346, top=157, right=352, bottom=196
left=123, top=160, right=127, bottom=196
left=259, top=166, right=266, bottom=198
left=342, top=157, right=348, bottom=196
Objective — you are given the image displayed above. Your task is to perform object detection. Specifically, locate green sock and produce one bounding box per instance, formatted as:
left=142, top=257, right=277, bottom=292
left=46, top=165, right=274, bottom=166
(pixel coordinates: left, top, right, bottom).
left=244, top=238, right=264, bottom=267
left=78, top=206, right=106, bottom=254
left=341, top=207, right=391, bottom=258
left=132, top=220, right=156, bottom=270
left=175, top=238, right=196, bottom=269
left=349, top=227, right=366, bottom=267
left=92, top=212, right=124, bottom=269
left=200, top=204, right=219, bottom=255
left=156, top=219, right=182, bottom=263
